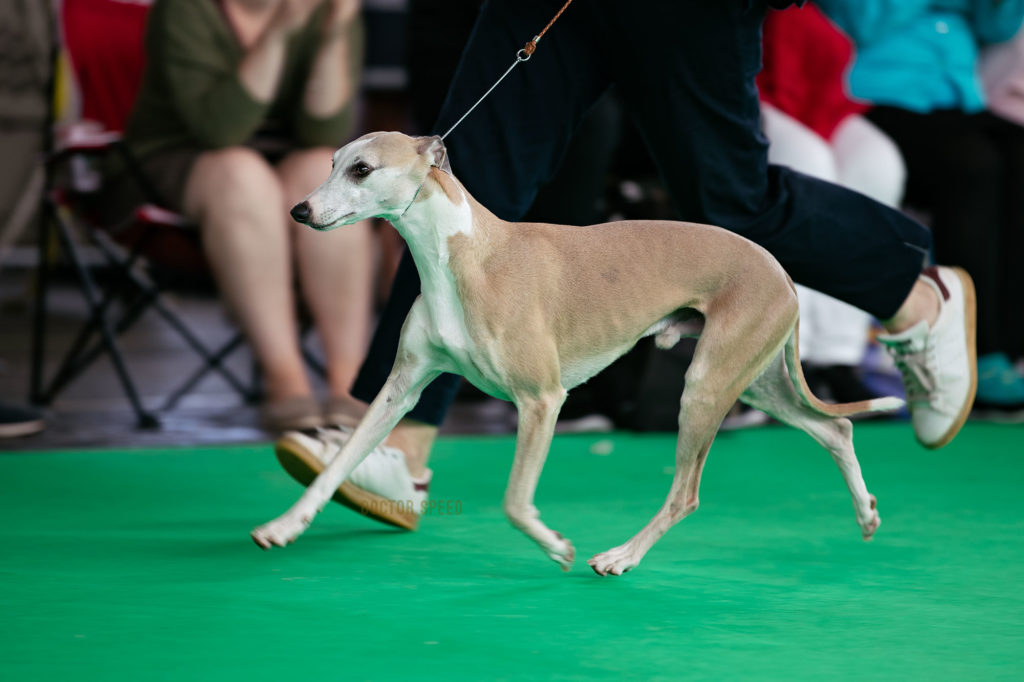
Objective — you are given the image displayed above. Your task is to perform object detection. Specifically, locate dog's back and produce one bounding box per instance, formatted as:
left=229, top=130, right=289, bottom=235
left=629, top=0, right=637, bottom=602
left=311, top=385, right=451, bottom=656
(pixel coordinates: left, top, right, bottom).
left=446, top=208, right=796, bottom=384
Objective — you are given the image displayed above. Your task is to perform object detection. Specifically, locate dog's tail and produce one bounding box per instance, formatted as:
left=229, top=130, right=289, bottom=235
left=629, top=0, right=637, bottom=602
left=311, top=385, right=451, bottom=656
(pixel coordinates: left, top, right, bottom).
left=784, top=321, right=904, bottom=418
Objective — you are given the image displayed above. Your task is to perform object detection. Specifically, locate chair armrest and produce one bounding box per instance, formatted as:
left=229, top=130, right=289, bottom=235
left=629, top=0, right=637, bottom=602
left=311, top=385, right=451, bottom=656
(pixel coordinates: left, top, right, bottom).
left=54, top=120, right=123, bottom=155
left=134, top=204, right=193, bottom=229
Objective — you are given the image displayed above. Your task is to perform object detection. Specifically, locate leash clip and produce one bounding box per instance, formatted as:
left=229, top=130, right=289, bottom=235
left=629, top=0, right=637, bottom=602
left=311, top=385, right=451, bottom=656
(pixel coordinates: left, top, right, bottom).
left=518, top=35, right=540, bottom=62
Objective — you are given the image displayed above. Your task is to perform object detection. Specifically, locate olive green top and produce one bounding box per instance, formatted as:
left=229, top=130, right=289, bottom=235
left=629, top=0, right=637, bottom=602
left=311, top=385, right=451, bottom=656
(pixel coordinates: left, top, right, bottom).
left=125, top=0, right=363, bottom=160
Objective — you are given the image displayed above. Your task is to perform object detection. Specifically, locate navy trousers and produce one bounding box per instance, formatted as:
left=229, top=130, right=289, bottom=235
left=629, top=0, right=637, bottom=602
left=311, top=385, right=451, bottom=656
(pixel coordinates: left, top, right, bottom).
left=352, top=0, right=932, bottom=425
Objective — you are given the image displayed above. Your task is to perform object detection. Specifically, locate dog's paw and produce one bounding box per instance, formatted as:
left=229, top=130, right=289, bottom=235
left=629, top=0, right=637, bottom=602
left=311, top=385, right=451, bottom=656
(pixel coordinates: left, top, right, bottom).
left=251, top=513, right=312, bottom=550
left=587, top=544, right=640, bottom=577
left=545, top=532, right=575, bottom=572
left=859, top=495, right=881, bottom=541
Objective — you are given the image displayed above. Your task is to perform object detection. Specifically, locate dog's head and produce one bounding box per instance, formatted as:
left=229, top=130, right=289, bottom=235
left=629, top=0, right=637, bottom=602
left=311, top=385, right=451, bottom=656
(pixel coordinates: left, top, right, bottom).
left=290, top=132, right=450, bottom=230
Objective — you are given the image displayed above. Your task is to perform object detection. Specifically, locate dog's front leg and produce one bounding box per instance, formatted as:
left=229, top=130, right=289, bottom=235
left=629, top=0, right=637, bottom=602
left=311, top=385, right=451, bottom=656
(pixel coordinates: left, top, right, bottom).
left=504, top=389, right=575, bottom=571
left=252, top=349, right=441, bottom=550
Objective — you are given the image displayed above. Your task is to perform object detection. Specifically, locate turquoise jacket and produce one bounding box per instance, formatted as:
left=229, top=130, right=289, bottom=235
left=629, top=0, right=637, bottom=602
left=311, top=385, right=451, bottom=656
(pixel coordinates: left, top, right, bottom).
left=817, top=0, right=1024, bottom=112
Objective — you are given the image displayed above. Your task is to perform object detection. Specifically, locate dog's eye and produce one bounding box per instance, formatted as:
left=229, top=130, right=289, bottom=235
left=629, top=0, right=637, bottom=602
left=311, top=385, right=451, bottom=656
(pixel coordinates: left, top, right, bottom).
left=350, top=163, right=372, bottom=179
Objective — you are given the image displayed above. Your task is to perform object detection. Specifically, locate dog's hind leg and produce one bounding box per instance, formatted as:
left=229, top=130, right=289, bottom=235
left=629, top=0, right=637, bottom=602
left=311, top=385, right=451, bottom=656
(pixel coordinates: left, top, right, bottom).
left=588, top=313, right=788, bottom=576
left=740, top=348, right=880, bottom=540
left=504, top=388, right=576, bottom=570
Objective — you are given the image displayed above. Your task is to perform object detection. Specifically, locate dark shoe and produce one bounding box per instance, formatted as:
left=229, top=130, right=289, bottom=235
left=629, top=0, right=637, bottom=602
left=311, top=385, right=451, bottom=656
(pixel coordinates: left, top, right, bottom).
left=970, top=401, right=1024, bottom=423
left=0, top=403, right=46, bottom=439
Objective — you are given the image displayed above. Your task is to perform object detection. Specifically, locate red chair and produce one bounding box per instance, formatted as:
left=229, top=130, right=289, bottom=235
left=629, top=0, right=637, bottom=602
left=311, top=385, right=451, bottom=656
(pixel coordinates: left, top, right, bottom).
left=30, top=0, right=261, bottom=428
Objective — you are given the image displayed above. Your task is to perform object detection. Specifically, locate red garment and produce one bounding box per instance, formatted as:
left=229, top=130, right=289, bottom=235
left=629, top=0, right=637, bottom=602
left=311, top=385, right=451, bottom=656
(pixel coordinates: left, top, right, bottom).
left=757, top=3, right=868, bottom=140
left=62, top=0, right=151, bottom=132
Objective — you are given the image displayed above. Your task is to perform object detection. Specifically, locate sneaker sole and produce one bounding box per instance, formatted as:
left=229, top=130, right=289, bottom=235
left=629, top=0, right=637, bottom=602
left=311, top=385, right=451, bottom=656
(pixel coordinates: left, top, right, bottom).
left=923, top=267, right=978, bottom=450
left=274, top=440, right=420, bottom=531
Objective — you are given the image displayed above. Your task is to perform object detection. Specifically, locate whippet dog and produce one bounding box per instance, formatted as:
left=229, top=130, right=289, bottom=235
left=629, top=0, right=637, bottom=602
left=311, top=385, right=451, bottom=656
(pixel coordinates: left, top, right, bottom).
left=251, top=132, right=902, bottom=576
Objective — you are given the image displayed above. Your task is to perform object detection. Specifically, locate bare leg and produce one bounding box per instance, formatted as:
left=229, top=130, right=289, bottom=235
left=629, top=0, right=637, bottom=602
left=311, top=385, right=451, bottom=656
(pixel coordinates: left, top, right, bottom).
left=277, top=147, right=375, bottom=399
left=884, top=278, right=939, bottom=333
left=185, top=147, right=309, bottom=401
left=504, top=389, right=575, bottom=570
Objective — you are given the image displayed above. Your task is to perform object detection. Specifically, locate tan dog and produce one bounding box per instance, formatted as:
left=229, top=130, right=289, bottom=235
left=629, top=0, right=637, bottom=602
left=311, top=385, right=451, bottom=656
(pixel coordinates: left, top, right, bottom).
left=251, top=132, right=901, bottom=576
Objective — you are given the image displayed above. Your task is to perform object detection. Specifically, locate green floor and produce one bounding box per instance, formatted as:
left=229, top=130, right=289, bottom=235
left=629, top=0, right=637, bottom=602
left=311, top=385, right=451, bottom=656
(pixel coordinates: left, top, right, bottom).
left=2, top=423, right=1022, bottom=681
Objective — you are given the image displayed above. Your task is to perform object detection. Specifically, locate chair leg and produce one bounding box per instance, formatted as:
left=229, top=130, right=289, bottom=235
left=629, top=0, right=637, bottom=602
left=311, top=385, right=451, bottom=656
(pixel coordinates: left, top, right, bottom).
left=159, top=332, right=251, bottom=411
left=46, top=208, right=159, bottom=429
left=90, top=231, right=255, bottom=404
left=30, top=200, right=55, bottom=406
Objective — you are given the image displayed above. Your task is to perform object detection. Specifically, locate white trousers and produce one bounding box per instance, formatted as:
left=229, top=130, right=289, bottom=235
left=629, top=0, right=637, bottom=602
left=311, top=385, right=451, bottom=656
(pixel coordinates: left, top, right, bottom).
left=761, top=103, right=907, bottom=366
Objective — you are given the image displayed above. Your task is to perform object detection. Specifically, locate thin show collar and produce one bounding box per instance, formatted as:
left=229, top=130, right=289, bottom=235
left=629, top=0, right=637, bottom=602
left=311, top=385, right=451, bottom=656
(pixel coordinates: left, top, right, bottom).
left=399, top=160, right=450, bottom=218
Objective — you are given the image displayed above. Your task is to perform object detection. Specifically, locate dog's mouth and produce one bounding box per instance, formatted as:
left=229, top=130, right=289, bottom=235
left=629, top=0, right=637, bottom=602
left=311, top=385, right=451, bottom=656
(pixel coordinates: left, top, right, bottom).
left=312, top=211, right=356, bottom=231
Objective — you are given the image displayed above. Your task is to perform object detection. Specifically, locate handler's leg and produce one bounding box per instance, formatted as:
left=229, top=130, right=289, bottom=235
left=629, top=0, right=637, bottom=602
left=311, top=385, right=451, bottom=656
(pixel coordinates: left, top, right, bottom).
left=607, top=0, right=972, bottom=448
left=351, top=0, right=610, bottom=423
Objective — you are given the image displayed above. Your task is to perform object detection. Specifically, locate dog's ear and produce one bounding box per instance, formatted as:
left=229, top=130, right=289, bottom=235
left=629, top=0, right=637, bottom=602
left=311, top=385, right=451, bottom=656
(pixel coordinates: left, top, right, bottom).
left=416, top=135, right=451, bottom=174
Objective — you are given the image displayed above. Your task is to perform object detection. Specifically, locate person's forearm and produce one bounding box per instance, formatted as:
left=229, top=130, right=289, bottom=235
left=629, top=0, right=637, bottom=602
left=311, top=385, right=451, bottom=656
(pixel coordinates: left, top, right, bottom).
left=237, top=20, right=292, bottom=103
left=303, top=23, right=357, bottom=118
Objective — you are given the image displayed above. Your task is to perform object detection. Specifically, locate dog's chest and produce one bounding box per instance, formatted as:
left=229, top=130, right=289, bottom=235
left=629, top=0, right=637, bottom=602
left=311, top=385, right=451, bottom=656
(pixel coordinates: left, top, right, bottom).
left=416, top=282, right=515, bottom=399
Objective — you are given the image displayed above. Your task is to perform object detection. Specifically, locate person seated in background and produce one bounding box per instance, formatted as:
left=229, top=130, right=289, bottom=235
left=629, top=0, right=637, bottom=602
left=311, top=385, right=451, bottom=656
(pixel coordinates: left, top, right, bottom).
left=818, top=0, right=1024, bottom=419
left=758, top=2, right=907, bottom=405
left=108, top=0, right=374, bottom=431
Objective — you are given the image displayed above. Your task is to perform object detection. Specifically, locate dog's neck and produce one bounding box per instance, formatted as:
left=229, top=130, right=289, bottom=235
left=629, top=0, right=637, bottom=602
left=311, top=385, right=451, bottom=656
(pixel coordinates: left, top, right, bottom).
left=389, top=168, right=484, bottom=333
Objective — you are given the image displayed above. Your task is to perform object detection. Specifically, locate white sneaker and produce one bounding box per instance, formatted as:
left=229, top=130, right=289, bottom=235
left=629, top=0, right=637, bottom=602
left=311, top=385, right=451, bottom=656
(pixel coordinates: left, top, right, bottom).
left=274, top=426, right=431, bottom=530
left=877, top=266, right=977, bottom=449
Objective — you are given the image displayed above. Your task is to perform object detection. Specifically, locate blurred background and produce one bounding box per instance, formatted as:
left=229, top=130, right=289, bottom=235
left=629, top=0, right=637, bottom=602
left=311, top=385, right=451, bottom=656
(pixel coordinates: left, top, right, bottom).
left=2, top=0, right=1023, bottom=450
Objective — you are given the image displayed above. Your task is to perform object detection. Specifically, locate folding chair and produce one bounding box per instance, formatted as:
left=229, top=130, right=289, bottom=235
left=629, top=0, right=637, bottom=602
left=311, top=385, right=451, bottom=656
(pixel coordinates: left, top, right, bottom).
left=29, top=0, right=325, bottom=428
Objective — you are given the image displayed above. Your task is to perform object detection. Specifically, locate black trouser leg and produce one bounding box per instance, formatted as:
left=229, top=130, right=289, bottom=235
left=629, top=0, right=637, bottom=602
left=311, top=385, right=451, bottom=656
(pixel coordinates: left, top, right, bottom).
left=610, top=1, right=929, bottom=317
left=867, top=106, right=1005, bottom=355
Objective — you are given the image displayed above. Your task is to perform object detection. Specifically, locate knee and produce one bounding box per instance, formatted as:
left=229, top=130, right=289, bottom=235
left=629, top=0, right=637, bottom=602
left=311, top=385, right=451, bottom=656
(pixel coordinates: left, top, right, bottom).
left=189, top=147, right=284, bottom=219
left=277, top=147, right=335, bottom=203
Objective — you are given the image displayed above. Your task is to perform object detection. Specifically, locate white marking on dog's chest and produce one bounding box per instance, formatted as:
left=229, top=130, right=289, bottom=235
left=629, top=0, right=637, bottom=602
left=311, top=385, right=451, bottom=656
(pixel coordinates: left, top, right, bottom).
left=398, top=189, right=478, bottom=359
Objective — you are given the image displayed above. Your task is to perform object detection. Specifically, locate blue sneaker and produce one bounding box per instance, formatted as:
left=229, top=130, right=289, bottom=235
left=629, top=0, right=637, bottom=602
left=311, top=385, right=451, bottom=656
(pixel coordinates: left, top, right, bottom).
left=972, top=353, right=1024, bottom=422
left=976, top=353, right=1024, bottom=405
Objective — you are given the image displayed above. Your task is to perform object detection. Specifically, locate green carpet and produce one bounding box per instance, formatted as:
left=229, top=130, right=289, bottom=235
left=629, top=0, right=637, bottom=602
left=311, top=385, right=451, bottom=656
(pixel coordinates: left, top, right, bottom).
left=1, top=423, right=1022, bottom=681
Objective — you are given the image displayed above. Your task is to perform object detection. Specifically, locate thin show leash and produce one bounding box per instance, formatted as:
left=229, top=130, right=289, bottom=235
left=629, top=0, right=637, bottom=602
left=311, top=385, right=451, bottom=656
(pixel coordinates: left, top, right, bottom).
left=439, top=0, right=576, bottom=142
left=401, top=0, right=575, bottom=216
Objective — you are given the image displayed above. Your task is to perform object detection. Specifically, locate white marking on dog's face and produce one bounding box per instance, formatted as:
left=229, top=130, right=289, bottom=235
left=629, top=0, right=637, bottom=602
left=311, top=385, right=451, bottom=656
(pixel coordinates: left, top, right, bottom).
left=295, top=132, right=434, bottom=230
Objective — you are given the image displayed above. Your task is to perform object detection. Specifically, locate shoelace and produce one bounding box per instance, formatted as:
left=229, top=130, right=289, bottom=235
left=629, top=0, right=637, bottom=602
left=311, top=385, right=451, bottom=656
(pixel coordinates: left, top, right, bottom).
left=889, top=345, right=939, bottom=408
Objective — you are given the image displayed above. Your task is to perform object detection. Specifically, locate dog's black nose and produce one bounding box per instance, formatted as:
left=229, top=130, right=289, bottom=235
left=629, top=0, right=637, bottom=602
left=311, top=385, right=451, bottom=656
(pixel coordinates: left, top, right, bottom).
left=290, top=201, right=312, bottom=223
